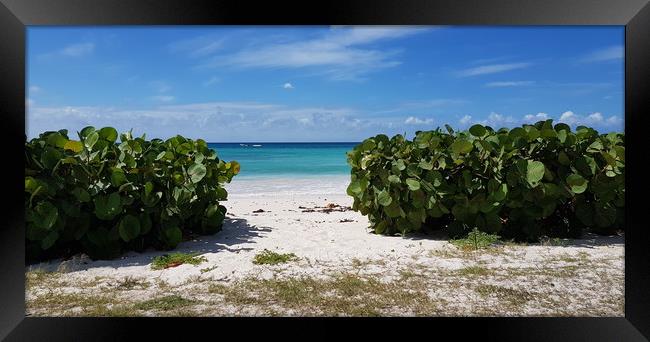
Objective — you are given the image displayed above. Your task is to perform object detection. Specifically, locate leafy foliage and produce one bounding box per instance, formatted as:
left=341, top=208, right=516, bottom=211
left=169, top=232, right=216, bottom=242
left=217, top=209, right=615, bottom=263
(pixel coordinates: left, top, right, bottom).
left=346, top=120, right=624, bottom=241
left=150, top=252, right=208, bottom=270
left=25, top=127, right=239, bottom=261
left=252, top=249, right=299, bottom=265
left=450, top=228, right=500, bottom=251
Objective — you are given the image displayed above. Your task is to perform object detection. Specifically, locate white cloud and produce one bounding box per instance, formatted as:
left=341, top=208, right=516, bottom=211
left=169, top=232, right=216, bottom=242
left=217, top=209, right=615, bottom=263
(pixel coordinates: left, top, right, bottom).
left=457, top=63, right=531, bottom=77
left=457, top=112, right=516, bottom=128
left=149, top=81, right=171, bottom=93
left=29, top=86, right=41, bottom=93
left=557, top=110, right=622, bottom=129
left=404, top=116, right=433, bottom=125
left=459, top=115, right=472, bottom=125
left=203, top=77, right=220, bottom=87
left=524, top=112, right=549, bottom=122
left=38, top=43, right=95, bottom=59
left=587, top=112, right=603, bottom=122
left=581, top=45, right=624, bottom=63
left=374, top=98, right=465, bottom=114
left=559, top=111, right=577, bottom=124
left=149, top=95, right=175, bottom=103
left=283, top=82, right=294, bottom=89
left=200, top=27, right=428, bottom=81
left=479, top=112, right=517, bottom=128
left=26, top=101, right=390, bottom=142
left=485, top=81, right=535, bottom=87
left=606, top=116, right=622, bottom=125
left=169, top=36, right=225, bottom=58
left=62, top=43, right=95, bottom=57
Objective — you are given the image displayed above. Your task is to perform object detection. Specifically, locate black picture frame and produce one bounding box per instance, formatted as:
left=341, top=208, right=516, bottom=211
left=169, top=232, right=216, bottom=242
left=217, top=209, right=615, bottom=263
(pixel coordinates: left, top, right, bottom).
left=1, top=0, right=648, bottom=340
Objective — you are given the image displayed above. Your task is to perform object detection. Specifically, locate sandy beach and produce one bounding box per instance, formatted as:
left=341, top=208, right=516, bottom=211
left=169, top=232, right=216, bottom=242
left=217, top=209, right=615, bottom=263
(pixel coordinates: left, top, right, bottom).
left=26, top=177, right=624, bottom=317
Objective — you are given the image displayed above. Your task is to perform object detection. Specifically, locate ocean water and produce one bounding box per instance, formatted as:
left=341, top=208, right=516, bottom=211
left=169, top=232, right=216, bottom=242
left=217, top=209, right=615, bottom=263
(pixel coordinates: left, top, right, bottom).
left=208, top=143, right=358, bottom=195
left=208, top=142, right=357, bottom=179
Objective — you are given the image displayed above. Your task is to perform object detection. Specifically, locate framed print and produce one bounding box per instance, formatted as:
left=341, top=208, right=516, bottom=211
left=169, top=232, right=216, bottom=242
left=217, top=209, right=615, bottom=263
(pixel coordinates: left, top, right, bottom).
left=1, top=0, right=649, bottom=340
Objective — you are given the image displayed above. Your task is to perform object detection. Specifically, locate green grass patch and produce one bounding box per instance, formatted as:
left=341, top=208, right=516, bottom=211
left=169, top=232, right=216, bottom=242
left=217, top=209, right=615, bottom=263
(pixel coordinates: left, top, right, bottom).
left=206, top=272, right=437, bottom=316
left=151, top=252, right=207, bottom=270
left=252, top=249, right=298, bottom=265
left=200, top=265, right=218, bottom=273
left=474, top=284, right=535, bottom=307
left=450, top=228, right=500, bottom=251
left=457, top=265, right=492, bottom=277
left=134, top=295, right=196, bottom=311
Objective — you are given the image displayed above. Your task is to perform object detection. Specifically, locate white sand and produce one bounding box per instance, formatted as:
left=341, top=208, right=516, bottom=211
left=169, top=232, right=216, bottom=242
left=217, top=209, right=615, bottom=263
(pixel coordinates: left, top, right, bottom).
left=26, top=176, right=625, bottom=316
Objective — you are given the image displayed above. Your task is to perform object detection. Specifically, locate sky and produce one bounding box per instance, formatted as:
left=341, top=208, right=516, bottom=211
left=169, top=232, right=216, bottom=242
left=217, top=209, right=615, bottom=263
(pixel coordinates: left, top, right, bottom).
left=26, top=26, right=624, bottom=142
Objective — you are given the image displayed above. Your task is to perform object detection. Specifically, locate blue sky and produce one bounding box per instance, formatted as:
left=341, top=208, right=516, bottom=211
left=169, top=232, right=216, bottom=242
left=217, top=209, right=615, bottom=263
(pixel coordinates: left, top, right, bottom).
left=27, top=26, right=624, bottom=142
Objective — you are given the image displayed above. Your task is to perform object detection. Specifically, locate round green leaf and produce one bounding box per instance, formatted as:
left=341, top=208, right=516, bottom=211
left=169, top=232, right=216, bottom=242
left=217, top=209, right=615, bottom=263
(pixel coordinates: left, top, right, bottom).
left=384, top=201, right=402, bottom=218
left=110, top=168, right=127, bottom=187
left=98, top=127, right=118, bottom=143
left=558, top=151, right=570, bottom=165
left=526, top=160, right=545, bottom=185
left=118, top=214, right=141, bottom=242
left=63, top=140, right=84, bottom=153
left=405, top=178, right=420, bottom=191
left=418, top=160, right=433, bottom=170
left=79, top=126, right=96, bottom=138
left=46, top=133, right=68, bottom=148
left=163, top=226, right=183, bottom=247
left=40, top=147, right=62, bottom=169
left=377, top=190, right=393, bottom=206
left=469, top=124, right=487, bottom=137
left=347, top=180, right=363, bottom=196
left=450, top=140, right=474, bottom=154
left=566, top=173, right=589, bottom=194
left=188, top=163, right=207, bottom=183
left=94, top=192, right=122, bottom=220
left=84, top=131, right=99, bottom=149
left=31, top=201, right=59, bottom=230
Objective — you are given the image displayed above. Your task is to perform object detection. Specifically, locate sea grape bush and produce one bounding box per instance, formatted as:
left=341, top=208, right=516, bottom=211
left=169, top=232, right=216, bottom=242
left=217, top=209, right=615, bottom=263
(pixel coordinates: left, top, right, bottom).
left=346, top=120, right=624, bottom=241
left=25, top=127, right=239, bottom=260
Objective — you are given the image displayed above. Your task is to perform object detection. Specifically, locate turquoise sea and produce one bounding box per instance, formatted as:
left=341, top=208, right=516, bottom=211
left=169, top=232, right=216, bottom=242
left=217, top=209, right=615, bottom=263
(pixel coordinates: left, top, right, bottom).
left=208, top=143, right=358, bottom=179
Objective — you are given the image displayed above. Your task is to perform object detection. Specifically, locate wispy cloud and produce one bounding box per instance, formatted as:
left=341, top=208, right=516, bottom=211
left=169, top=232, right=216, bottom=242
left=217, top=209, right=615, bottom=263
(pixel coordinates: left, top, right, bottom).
left=198, top=27, right=429, bottom=81
left=580, top=45, right=623, bottom=63
left=374, top=98, right=465, bottom=114
left=283, top=82, right=294, bottom=90
left=523, top=112, right=549, bottom=122
left=40, top=43, right=95, bottom=59
left=457, top=112, right=517, bottom=128
left=149, top=80, right=171, bottom=93
left=26, top=102, right=387, bottom=141
left=202, top=77, right=220, bottom=87
left=404, top=116, right=433, bottom=125
left=558, top=110, right=622, bottom=127
left=457, top=62, right=531, bottom=77
left=459, top=115, right=472, bottom=126
left=169, top=35, right=225, bottom=58
left=149, top=95, right=175, bottom=103
left=485, top=81, right=535, bottom=87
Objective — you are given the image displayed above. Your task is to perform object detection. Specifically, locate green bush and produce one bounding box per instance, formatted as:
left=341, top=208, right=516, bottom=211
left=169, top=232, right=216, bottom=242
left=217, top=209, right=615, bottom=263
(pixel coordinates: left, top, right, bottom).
left=346, top=120, right=624, bottom=241
left=25, top=127, right=239, bottom=261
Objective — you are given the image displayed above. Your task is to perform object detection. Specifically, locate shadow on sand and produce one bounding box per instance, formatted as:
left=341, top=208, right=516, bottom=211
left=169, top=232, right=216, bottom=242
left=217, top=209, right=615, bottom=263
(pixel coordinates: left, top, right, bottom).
left=31, top=217, right=272, bottom=272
